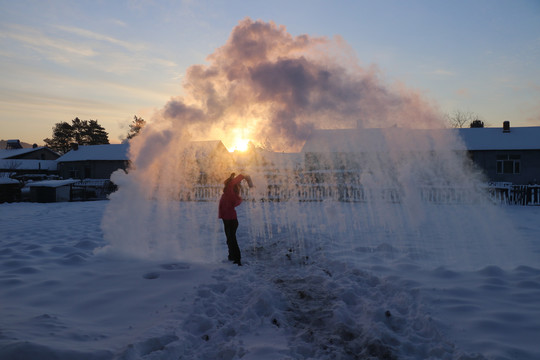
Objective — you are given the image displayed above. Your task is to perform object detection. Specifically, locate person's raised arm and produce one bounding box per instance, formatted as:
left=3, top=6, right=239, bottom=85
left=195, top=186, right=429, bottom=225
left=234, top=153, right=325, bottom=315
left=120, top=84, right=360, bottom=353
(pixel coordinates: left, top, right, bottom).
left=230, top=174, right=245, bottom=187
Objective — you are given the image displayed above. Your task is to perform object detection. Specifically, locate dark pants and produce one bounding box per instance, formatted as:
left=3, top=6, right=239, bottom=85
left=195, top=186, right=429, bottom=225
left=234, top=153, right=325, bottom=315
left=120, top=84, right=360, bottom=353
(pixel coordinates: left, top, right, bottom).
left=222, top=219, right=241, bottom=263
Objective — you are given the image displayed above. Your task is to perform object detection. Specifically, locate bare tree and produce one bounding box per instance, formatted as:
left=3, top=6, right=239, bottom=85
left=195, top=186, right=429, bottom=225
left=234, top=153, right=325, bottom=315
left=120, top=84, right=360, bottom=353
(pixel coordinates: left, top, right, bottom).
left=1, top=160, right=21, bottom=178
left=445, top=110, right=484, bottom=128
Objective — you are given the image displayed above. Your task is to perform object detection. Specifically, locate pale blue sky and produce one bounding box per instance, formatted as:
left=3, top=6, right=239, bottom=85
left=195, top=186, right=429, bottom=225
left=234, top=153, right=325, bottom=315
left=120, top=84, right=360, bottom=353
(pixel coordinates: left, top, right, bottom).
left=1, top=0, right=539, bottom=144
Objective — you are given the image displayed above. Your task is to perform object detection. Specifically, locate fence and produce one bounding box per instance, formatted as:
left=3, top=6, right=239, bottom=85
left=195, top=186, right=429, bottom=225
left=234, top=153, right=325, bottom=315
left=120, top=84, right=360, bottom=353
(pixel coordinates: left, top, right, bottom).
left=72, top=179, right=116, bottom=201
left=488, top=184, right=540, bottom=206
left=189, top=182, right=540, bottom=206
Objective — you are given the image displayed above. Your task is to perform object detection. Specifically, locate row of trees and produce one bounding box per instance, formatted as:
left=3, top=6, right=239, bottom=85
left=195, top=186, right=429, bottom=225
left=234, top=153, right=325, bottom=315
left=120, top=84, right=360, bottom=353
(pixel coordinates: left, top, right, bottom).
left=43, top=111, right=482, bottom=154
left=44, top=116, right=145, bottom=153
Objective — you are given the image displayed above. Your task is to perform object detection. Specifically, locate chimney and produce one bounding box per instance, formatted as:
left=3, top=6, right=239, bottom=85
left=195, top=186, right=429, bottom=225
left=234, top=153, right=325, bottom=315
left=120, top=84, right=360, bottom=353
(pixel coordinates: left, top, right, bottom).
left=71, top=143, right=79, bottom=151
left=503, top=121, right=510, bottom=133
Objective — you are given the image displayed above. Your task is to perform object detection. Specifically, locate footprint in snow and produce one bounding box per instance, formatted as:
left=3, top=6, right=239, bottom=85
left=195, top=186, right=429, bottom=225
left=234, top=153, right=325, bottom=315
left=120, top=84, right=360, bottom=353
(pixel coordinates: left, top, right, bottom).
left=142, top=272, right=160, bottom=279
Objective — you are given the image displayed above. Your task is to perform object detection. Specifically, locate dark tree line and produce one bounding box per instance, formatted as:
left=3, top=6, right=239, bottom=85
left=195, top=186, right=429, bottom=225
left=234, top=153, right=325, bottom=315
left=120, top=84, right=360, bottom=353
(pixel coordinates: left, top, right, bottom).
left=44, top=117, right=109, bottom=153
left=44, top=116, right=146, bottom=153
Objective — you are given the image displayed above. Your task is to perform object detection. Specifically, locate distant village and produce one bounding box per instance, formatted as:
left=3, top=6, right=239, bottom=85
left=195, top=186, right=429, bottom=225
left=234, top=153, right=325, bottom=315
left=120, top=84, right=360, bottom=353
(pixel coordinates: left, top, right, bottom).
left=1, top=121, right=539, bottom=205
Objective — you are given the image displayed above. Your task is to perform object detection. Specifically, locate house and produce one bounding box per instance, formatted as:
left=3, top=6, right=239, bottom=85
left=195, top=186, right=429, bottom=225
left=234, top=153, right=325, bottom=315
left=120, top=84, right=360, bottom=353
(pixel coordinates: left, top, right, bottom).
left=233, top=146, right=303, bottom=172
left=301, top=127, right=453, bottom=183
left=55, top=140, right=235, bottom=182
left=0, top=144, right=60, bottom=178
left=301, top=122, right=540, bottom=185
left=56, top=144, right=130, bottom=180
left=186, top=140, right=235, bottom=184
left=0, top=145, right=59, bottom=161
left=458, top=122, right=540, bottom=185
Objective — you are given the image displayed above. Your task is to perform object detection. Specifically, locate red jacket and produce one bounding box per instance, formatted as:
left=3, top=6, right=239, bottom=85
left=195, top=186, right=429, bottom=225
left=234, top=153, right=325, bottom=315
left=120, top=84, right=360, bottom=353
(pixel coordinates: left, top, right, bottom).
left=218, top=175, right=244, bottom=220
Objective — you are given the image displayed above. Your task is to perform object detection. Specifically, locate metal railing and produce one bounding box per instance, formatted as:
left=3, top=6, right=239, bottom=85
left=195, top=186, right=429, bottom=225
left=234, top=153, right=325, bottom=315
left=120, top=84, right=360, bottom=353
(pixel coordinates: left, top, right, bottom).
left=487, top=184, right=540, bottom=206
left=188, top=182, right=540, bottom=205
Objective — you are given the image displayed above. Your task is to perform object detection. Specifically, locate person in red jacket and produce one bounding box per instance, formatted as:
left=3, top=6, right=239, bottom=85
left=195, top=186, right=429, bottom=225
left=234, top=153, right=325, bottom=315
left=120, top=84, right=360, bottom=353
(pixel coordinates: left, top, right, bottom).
left=218, top=173, right=252, bottom=265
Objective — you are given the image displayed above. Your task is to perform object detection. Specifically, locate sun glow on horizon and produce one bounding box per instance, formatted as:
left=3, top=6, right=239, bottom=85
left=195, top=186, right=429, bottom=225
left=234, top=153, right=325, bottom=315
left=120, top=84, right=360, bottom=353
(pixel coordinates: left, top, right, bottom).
left=229, top=138, right=250, bottom=152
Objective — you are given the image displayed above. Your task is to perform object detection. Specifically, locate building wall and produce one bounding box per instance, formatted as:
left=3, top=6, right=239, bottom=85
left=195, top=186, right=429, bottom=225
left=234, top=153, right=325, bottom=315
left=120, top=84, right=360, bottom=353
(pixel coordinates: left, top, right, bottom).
left=470, top=150, right=540, bottom=184
left=304, top=152, right=362, bottom=172
left=30, top=187, right=56, bottom=202
left=58, top=160, right=129, bottom=179
left=306, top=149, right=540, bottom=186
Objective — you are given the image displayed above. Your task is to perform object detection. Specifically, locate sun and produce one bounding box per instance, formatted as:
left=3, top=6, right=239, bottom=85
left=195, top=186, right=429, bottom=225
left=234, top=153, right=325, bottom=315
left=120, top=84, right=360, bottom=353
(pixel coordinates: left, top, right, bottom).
left=231, top=138, right=250, bottom=152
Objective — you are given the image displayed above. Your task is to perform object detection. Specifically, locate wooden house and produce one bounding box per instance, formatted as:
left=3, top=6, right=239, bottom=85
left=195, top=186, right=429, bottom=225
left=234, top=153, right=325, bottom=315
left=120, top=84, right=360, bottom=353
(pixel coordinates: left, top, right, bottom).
left=56, top=144, right=130, bottom=180
left=301, top=122, right=540, bottom=186
left=0, top=145, right=59, bottom=178
left=458, top=122, right=540, bottom=185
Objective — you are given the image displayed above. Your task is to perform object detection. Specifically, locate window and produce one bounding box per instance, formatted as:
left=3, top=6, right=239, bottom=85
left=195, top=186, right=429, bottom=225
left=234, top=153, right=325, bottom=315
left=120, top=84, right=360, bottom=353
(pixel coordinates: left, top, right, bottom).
left=68, top=167, right=80, bottom=179
left=496, top=154, right=521, bottom=174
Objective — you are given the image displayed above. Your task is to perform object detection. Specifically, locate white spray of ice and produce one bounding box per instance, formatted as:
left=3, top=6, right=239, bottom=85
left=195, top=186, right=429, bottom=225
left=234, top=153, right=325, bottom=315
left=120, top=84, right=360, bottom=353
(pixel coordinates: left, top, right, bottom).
left=100, top=18, right=518, bottom=268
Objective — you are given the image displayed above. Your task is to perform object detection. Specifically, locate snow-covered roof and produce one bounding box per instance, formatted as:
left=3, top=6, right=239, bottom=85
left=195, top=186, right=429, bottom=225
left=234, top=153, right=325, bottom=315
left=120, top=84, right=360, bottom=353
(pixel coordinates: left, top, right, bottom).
left=57, top=144, right=129, bottom=162
left=301, top=126, right=540, bottom=153
left=302, top=128, right=462, bottom=153
left=0, top=178, right=20, bottom=185
left=0, top=147, right=53, bottom=159
left=457, top=127, right=540, bottom=150
left=26, top=179, right=79, bottom=188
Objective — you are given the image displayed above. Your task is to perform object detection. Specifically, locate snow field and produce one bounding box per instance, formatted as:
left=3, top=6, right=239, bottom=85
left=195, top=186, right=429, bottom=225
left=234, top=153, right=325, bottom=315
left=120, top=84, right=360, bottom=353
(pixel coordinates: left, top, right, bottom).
left=1, top=201, right=539, bottom=359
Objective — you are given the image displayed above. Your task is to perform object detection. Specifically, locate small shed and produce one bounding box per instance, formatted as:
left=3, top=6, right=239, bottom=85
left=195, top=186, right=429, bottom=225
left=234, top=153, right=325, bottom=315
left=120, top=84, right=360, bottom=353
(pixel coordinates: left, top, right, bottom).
left=0, top=178, right=22, bottom=203
left=26, top=179, right=79, bottom=203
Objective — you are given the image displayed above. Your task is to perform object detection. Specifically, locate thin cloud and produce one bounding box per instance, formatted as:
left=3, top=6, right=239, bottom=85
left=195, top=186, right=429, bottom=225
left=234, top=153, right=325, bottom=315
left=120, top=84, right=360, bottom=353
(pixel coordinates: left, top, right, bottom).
left=109, top=18, right=128, bottom=28
left=0, top=89, right=117, bottom=111
left=1, top=22, right=177, bottom=74
left=54, top=25, right=146, bottom=52
left=1, top=23, right=96, bottom=59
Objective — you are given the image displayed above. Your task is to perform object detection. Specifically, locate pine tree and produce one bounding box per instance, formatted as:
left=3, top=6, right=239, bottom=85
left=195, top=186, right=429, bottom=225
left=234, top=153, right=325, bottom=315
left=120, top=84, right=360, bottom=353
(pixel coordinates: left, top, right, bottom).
left=44, top=117, right=109, bottom=153
left=85, top=120, right=110, bottom=145
left=126, top=115, right=146, bottom=140
left=44, top=121, right=74, bottom=154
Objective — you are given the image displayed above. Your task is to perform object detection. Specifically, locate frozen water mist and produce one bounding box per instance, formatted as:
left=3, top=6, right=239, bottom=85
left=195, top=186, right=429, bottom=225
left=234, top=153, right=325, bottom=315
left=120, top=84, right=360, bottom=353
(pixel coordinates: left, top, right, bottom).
left=101, top=19, right=518, bottom=269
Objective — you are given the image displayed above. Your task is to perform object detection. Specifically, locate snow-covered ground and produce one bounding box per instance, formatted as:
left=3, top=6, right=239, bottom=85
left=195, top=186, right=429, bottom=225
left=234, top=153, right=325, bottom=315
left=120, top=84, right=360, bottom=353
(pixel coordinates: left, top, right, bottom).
left=1, top=200, right=539, bottom=359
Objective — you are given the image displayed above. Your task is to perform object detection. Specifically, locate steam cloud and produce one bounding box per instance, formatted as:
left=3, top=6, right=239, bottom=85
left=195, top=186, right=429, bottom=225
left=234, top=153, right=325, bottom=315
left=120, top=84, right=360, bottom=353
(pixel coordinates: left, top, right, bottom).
left=156, top=18, right=441, bottom=152
left=101, top=19, right=513, bottom=263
